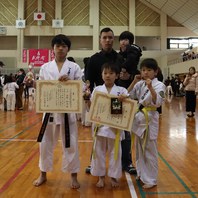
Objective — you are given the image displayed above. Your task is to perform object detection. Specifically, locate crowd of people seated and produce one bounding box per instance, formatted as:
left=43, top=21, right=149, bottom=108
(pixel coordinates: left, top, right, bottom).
left=182, top=51, right=198, bottom=61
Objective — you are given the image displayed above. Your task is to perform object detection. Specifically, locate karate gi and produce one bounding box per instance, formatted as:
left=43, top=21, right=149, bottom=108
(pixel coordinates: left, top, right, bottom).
left=38, top=59, right=82, bottom=173
left=4, top=82, right=19, bottom=111
left=90, top=84, right=128, bottom=179
left=129, top=78, right=166, bottom=186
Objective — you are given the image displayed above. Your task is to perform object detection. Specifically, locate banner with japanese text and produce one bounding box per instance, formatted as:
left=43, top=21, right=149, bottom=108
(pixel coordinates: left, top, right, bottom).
left=22, top=49, right=27, bottom=63
left=29, top=49, right=49, bottom=66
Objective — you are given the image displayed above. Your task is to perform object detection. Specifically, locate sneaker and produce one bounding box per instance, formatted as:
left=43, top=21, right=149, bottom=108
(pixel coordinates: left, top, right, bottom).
left=85, top=165, right=91, bottom=174
left=124, top=165, right=137, bottom=175
left=187, top=112, right=194, bottom=117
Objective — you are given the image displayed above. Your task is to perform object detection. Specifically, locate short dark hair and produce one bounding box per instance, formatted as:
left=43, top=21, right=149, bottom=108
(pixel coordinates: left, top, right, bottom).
left=140, top=58, right=158, bottom=71
left=19, top=68, right=25, bottom=74
left=189, top=66, right=196, bottom=73
left=100, top=27, right=114, bottom=37
left=119, top=31, right=134, bottom=44
left=51, top=34, right=71, bottom=50
left=101, top=62, right=120, bottom=75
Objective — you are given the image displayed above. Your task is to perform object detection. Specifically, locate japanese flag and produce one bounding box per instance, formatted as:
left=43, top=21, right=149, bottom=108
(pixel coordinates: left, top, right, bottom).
left=34, top=12, right=45, bottom=21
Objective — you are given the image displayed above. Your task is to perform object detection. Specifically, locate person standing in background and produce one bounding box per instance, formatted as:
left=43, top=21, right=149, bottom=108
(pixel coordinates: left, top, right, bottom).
left=15, top=68, right=26, bottom=110
left=85, top=27, right=123, bottom=92
left=4, top=75, right=19, bottom=111
left=156, top=66, right=163, bottom=114
left=183, top=66, right=198, bottom=117
left=118, top=31, right=142, bottom=174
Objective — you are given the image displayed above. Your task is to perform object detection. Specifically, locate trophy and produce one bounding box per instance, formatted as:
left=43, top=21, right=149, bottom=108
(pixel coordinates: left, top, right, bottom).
left=83, top=80, right=91, bottom=100
left=111, top=98, right=122, bottom=114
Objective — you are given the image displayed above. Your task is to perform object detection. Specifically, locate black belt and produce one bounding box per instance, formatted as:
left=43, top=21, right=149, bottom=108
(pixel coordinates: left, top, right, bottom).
left=37, top=113, right=70, bottom=148
left=64, top=113, right=70, bottom=148
left=139, top=104, right=144, bottom=110
left=37, top=113, right=50, bottom=142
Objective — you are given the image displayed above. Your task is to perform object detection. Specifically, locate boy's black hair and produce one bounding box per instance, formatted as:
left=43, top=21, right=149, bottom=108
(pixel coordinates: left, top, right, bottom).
left=140, top=58, right=158, bottom=71
left=101, top=62, right=120, bottom=75
left=119, top=31, right=134, bottom=45
left=100, top=27, right=114, bottom=37
left=51, top=34, right=71, bottom=50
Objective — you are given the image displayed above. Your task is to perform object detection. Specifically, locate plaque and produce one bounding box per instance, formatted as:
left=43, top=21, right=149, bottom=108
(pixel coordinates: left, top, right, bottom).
left=87, top=91, right=138, bottom=131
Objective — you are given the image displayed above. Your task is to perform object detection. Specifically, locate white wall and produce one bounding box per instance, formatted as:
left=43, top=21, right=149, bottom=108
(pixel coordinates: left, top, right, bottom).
left=168, top=59, right=198, bottom=75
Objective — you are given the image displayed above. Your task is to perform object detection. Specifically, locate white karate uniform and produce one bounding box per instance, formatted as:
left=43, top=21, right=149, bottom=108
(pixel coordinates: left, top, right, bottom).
left=129, top=78, right=166, bottom=186
left=166, top=85, right=173, bottom=95
left=4, top=82, right=19, bottom=111
left=38, top=59, right=82, bottom=173
left=81, top=83, right=91, bottom=126
left=90, top=84, right=128, bottom=179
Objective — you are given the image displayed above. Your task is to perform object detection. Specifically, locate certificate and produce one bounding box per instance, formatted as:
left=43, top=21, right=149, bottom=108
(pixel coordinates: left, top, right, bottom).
left=87, top=91, right=138, bottom=131
left=36, top=80, right=82, bottom=113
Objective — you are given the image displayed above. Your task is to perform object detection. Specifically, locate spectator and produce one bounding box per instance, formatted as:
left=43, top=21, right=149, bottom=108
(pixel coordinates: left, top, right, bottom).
left=15, top=69, right=26, bottom=110
left=183, top=66, right=198, bottom=117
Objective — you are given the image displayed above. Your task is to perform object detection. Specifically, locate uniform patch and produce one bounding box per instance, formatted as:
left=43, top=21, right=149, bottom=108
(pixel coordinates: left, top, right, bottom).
left=159, top=91, right=165, bottom=98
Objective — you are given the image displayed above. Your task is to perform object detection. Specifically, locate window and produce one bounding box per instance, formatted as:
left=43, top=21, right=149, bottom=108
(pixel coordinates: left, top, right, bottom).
left=167, top=37, right=198, bottom=49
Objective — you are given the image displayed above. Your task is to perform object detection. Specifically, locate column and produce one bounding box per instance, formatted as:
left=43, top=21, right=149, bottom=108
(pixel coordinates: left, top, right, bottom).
left=129, top=0, right=136, bottom=38
left=17, top=0, right=25, bottom=66
left=55, top=0, right=62, bottom=35
left=90, top=0, right=99, bottom=51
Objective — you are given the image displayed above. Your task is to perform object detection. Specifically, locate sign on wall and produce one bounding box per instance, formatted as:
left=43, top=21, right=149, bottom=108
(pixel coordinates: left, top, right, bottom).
left=22, top=49, right=27, bottom=63
left=29, top=49, right=49, bottom=66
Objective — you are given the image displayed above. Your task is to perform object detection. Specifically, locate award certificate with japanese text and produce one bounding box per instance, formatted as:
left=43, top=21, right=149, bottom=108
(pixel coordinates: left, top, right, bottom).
left=36, top=80, right=82, bottom=113
left=87, top=91, right=138, bottom=131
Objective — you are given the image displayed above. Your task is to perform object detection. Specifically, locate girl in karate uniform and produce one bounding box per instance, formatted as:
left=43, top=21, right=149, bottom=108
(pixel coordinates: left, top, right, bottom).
left=128, top=58, right=166, bottom=189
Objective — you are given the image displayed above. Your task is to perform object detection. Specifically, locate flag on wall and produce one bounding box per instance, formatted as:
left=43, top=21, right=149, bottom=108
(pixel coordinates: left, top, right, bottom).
left=52, top=20, right=64, bottom=28
left=34, top=12, right=45, bottom=21
left=29, top=49, right=49, bottom=66
left=16, top=20, right=26, bottom=28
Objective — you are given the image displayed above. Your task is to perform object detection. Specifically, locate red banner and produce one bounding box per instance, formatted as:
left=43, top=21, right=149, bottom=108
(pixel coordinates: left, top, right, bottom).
left=22, top=49, right=27, bottom=63
left=29, top=49, right=49, bottom=66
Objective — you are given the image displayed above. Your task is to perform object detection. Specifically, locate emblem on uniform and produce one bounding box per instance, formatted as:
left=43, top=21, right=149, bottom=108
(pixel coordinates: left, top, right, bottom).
left=159, top=91, right=165, bottom=98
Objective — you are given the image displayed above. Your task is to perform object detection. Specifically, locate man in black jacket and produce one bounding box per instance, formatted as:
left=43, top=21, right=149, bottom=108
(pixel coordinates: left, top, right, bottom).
left=85, top=27, right=123, bottom=92
left=85, top=27, right=123, bottom=173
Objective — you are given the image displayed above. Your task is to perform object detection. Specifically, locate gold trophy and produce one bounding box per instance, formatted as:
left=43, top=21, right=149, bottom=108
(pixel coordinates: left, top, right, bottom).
left=83, top=80, right=91, bottom=100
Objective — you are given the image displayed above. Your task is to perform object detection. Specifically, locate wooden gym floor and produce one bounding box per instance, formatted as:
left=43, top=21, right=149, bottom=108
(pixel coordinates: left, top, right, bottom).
left=0, top=95, right=198, bottom=198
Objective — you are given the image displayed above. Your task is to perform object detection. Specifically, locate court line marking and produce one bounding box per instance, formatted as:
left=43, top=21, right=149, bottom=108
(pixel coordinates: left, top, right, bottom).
left=1, top=116, right=196, bottom=197
left=0, top=120, right=41, bottom=147
left=157, top=152, right=197, bottom=198
left=0, top=149, right=39, bottom=193
left=0, top=112, right=39, bottom=134
left=125, top=172, right=138, bottom=198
